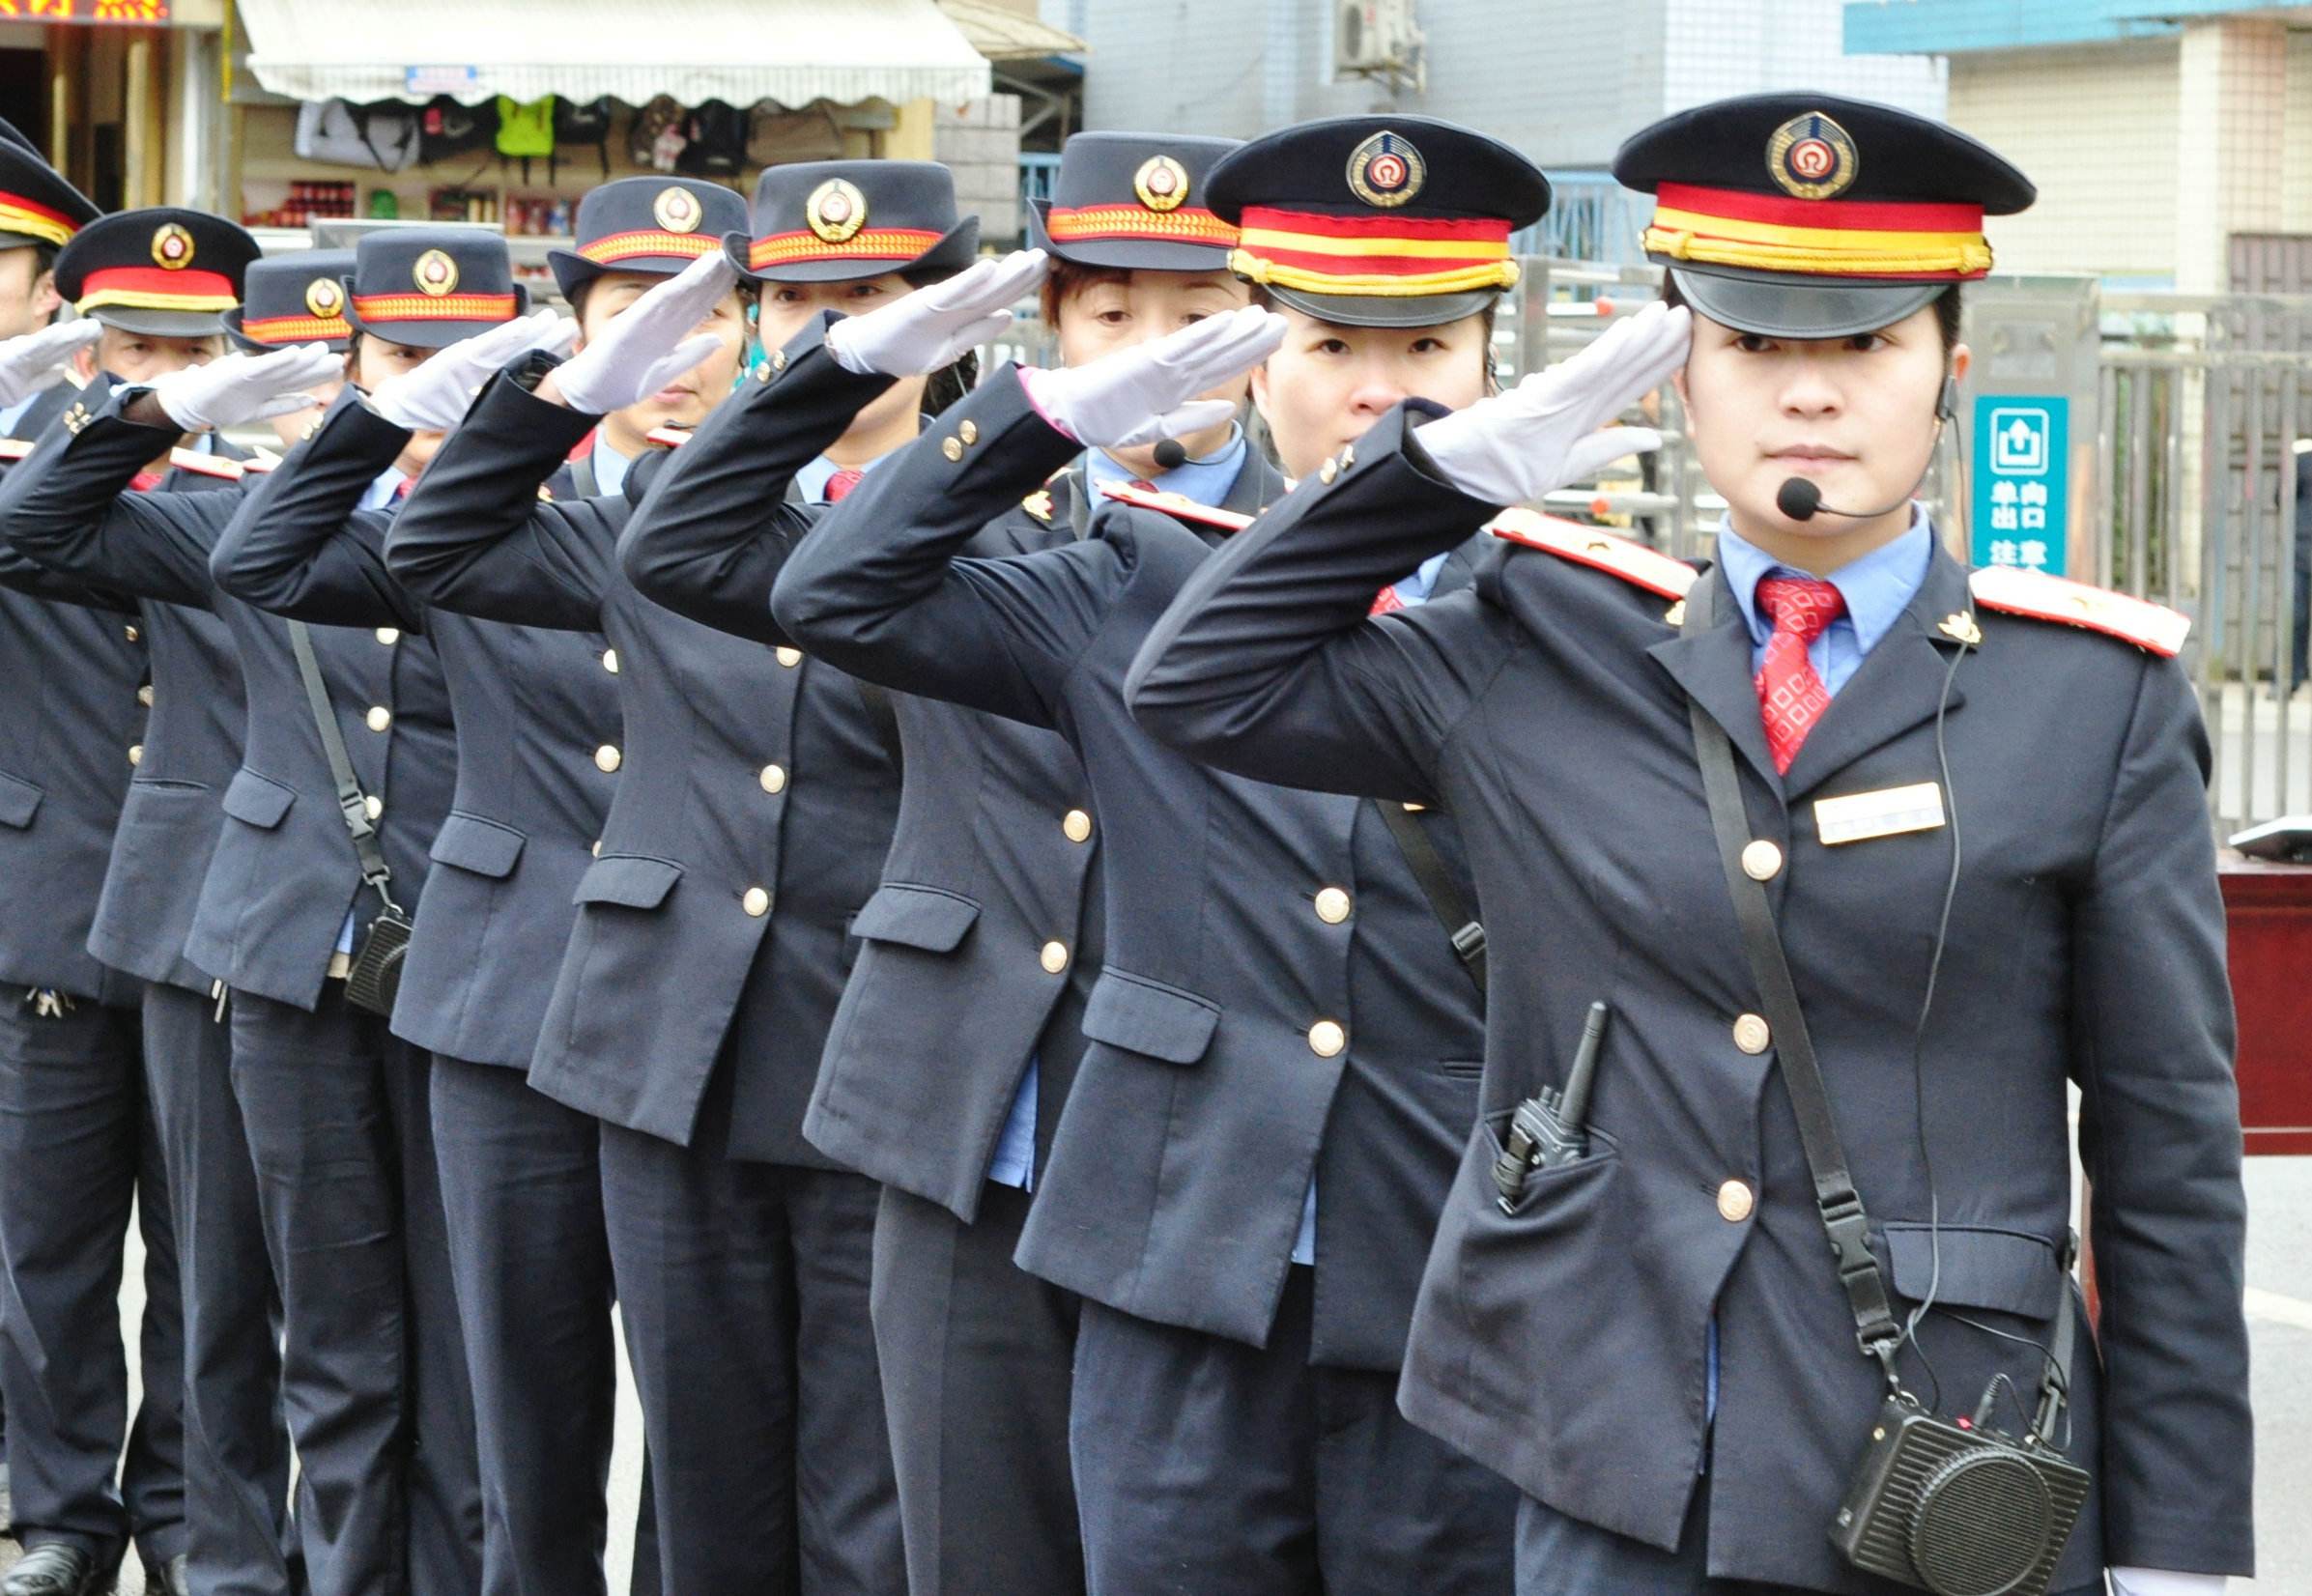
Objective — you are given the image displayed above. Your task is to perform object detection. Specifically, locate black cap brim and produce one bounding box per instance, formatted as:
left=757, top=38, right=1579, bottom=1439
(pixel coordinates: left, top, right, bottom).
left=1263, top=281, right=1500, bottom=330
left=0, top=229, right=55, bottom=253
left=220, top=307, right=350, bottom=356
left=1666, top=263, right=1944, bottom=340
left=341, top=281, right=531, bottom=349
left=87, top=304, right=233, bottom=339
left=722, top=216, right=981, bottom=284
left=1025, top=198, right=1236, bottom=275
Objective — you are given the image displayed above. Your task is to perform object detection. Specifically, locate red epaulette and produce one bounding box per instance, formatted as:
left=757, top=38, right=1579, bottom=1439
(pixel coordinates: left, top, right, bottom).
left=1967, top=566, right=2189, bottom=657
left=167, top=448, right=246, bottom=481
left=0, top=438, right=34, bottom=461
left=1098, top=479, right=1253, bottom=532
left=566, top=427, right=597, bottom=464
left=1489, top=508, right=1697, bottom=601
left=644, top=424, right=690, bottom=449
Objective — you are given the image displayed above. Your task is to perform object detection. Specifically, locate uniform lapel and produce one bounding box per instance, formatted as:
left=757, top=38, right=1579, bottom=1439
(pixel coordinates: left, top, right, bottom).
left=1645, top=563, right=1783, bottom=790
left=1225, top=447, right=1290, bottom=516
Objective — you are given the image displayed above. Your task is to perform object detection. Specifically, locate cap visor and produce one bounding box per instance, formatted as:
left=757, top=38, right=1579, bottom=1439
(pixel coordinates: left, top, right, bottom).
left=728, top=217, right=981, bottom=284
left=90, top=305, right=231, bottom=339
left=1666, top=264, right=1944, bottom=341
left=1263, top=282, right=1499, bottom=330
left=1027, top=200, right=1235, bottom=275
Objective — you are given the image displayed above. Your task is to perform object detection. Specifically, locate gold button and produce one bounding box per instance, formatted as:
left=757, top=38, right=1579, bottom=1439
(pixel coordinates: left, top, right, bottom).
left=759, top=763, right=787, bottom=794
left=1308, top=1020, right=1346, bottom=1057
left=1318, top=459, right=1338, bottom=485
left=1062, top=809, right=1093, bottom=843
left=594, top=744, right=621, bottom=773
left=1313, top=886, right=1352, bottom=925
left=775, top=646, right=802, bottom=669
left=742, top=886, right=770, bottom=917
left=958, top=419, right=980, bottom=445
left=1740, top=841, right=1783, bottom=882
left=1339, top=443, right=1356, bottom=470
left=127, top=743, right=142, bottom=766
left=362, top=795, right=383, bottom=821
left=941, top=437, right=964, bottom=462
left=770, top=348, right=787, bottom=374
left=365, top=706, right=391, bottom=732
left=752, top=359, right=771, bottom=382
left=1040, top=939, right=1070, bottom=974
left=137, top=685, right=154, bottom=706
left=1733, top=1013, right=1771, bottom=1055
left=374, top=627, right=399, bottom=645
left=124, top=623, right=139, bottom=643
left=602, top=648, right=619, bottom=674
left=1717, top=1180, right=1755, bottom=1223
left=590, top=840, right=601, bottom=857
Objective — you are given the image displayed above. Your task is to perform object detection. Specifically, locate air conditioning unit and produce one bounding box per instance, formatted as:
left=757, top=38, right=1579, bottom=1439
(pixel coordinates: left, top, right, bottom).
left=1335, top=0, right=1419, bottom=77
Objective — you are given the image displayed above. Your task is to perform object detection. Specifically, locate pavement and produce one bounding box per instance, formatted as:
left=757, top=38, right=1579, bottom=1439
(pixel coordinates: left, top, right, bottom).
left=1, top=1162, right=2302, bottom=1593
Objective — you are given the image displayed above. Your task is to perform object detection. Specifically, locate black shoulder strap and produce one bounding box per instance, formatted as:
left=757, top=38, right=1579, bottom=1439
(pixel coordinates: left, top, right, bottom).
left=1374, top=799, right=1485, bottom=993
left=285, top=619, right=400, bottom=914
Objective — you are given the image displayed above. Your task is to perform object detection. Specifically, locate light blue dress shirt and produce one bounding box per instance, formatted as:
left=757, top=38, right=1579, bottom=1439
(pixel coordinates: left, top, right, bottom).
left=1082, top=424, right=1249, bottom=501
left=0, top=393, right=38, bottom=438
left=590, top=436, right=635, bottom=500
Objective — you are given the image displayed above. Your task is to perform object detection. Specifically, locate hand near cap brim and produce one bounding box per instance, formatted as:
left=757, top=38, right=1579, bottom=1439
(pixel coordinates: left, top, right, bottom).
left=828, top=249, right=1049, bottom=378
left=1416, top=301, right=1692, bottom=508
left=368, top=309, right=578, bottom=433
left=1020, top=304, right=1287, bottom=452
left=0, top=320, right=100, bottom=410
left=552, top=251, right=741, bottom=416
left=149, top=342, right=344, bottom=434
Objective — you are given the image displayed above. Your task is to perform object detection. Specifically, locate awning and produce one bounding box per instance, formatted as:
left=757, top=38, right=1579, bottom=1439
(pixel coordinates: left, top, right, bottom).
left=934, top=0, right=1085, bottom=62
left=237, top=0, right=992, bottom=108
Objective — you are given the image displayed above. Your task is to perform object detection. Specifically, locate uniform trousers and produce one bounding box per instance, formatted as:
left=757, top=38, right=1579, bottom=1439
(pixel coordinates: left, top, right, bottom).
left=1070, top=1266, right=1518, bottom=1596
left=869, top=1181, right=1083, bottom=1596
left=144, top=982, right=297, bottom=1596
left=229, top=987, right=480, bottom=1596
left=429, top=1056, right=658, bottom=1596
left=599, top=1062, right=901, bottom=1596
left=0, top=988, right=185, bottom=1577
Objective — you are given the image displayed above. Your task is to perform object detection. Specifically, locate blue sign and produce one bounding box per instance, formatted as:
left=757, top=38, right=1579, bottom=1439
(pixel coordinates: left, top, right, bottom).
left=1970, top=394, right=2069, bottom=577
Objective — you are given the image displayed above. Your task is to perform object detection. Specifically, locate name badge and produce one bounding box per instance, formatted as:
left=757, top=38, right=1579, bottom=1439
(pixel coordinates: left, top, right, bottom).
left=1812, top=782, right=1947, bottom=846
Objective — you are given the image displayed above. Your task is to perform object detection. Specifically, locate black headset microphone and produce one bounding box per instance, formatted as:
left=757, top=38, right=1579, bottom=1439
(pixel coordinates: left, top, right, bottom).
left=1152, top=439, right=1188, bottom=470
left=1773, top=374, right=1958, bottom=524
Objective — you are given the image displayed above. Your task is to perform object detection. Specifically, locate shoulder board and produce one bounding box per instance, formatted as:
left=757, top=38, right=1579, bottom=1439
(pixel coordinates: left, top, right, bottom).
left=1098, top=479, right=1252, bottom=532
left=1022, top=489, right=1053, bottom=523
left=1967, top=566, right=2188, bottom=657
left=1490, top=508, right=1696, bottom=601
left=644, top=424, right=690, bottom=449
left=168, top=448, right=245, bottom=481
left=0, top=438, right=34, bottom=461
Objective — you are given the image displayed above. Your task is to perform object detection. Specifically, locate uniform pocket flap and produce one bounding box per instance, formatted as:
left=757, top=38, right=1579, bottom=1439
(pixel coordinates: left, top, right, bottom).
left=571, top=854, right=683, bottom=910
left=1081, top=969, right=1221, bottom=1065
left=1884, top=1223, right=2062, bottom=1320
left=428, top=813, right=527, bottom=879
left=0, top=771, right=43, bottom=829
left=219, top=770, right=295, bottom=830
left=849, top=883, right=981, bottom=953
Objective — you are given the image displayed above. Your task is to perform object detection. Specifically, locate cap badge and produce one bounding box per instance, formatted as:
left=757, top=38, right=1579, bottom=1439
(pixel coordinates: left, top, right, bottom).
left=1133, top=156, right=1189, bottom=214
left=653, top=185, right=703, bottom=234
left=1346, top=129, right=1425, bottom=209
left=1767, top=112, right=1859, bottom=201
left=150, top=223, right=195, bottom=271
left=413, top=248, right=460, bottom=298
left=304, top=277, right=345, bottom=319
left=806, top=179, right=869, bottom=244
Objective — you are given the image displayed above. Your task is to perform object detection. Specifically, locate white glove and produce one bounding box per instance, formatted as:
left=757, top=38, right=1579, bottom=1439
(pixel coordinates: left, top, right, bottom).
left=149, top=343, right=342, bottom=434
left=366, top=309, right=578, bottom=432
left=2109, top=1570, right=2226, bottom=1596
left=1415, top=300, right=1691, bottom=506
left=0, top=320, right=100, bottom=410
left=1018, top=304, right=1285, bottom=451
left=827, top=249, right=1048, bottom=377
left=552, top=252, right=740, bottom=414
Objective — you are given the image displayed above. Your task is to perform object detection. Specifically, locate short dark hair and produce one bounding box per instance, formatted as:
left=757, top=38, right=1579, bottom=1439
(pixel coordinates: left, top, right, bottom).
left=1038, top=257, right=1131, bottom=328
left=1657, top=274, right=1964, bottom=350
left=1244, top=282, right=1500, bottom=388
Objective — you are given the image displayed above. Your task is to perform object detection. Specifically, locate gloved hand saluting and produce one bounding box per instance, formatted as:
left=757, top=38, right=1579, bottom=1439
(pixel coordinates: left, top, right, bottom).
left=1019, top=303, right=1286, bottom=451
left=550, top=251, right=740, bottom=415
left=826, top=249, right=1049, bottom=378
left=1415, top=300, right=1691, bottom=507
left=149, top=343, right=343, bottom=434
left=0, top=320, right=100, bottom=410
left=366, top=309, right=578, bottom=433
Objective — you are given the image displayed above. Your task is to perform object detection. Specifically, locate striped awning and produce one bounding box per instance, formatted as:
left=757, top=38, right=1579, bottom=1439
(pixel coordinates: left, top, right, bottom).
left=237, top=0, right=991, bottom=108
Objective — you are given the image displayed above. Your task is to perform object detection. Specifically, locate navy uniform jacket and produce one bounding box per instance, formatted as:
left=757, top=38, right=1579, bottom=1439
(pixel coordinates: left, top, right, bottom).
left=770, top=369, right=1488, bottom=1371
left=1123, top=405, right=2256, bottom=1589
left=0, top=387, right=455, bottom=1012
left=0, top=381, right=146, bottom=1005
left=384, top=358, right=901, bottom=1166
left=206, top=399, right=614, bottom=1070
left=619, top=321, right=1133, bottom=1220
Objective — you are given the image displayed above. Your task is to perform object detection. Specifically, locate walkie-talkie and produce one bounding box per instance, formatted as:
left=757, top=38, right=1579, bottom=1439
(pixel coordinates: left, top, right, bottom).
left=1494, top=1001, right=1610, bottom=1211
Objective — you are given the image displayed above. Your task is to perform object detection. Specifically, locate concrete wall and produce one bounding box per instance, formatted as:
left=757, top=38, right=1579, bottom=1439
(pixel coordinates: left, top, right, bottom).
left=935, top=95, right=1024, bottom=242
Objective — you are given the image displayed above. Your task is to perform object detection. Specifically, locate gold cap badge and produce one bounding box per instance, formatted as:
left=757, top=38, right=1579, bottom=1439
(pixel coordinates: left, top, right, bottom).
left=1134, top=156, right=1189, bottom=214
left=653, top=185, right=703, bottom=234
left=806, top=179, right=868, bottom=244
left=151, top=223, right=194, bottom=271
left=1766, top=112, right=1860, bottom=201
left=413, top=248, right=460, bottom=298
left=1346, top=130, right=1425, bottom=209
left=304, top=276, right=345, bottom=319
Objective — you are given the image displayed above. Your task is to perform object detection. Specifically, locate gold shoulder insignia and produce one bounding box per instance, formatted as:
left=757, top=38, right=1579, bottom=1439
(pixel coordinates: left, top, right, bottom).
left=1490, top=509, right=1697, bottom=601
left=1098, top=479, right=1253, bottom=531
left=537, top=484, right=556, bottom=501
left=167, top=448, right=246, bottom=481
left=1022, top=489, right=1053, bottom=524
left=0, top=438, right=34, bottom=461
left=644, top=424, right=690, bottom=449
left=1967, top=566, right=2188, bottom=658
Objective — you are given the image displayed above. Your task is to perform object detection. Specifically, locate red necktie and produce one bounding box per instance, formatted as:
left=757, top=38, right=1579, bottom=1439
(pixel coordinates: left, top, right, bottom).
left=1369, top=585, right=1405, bottom=616
left=823, top=468, right=865, bottom=504
left=1754, top=575, right=1845, bottom=775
